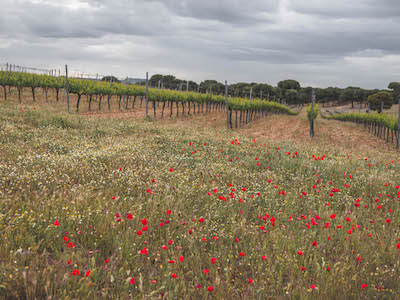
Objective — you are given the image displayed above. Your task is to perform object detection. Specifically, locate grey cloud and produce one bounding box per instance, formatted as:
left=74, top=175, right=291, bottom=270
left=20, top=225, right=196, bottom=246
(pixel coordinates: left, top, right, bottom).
left=288, top=0, right=400, bottom=18
left=146, top=0, right=280, bottom=24
left=0, top=0, right=400, bottom=89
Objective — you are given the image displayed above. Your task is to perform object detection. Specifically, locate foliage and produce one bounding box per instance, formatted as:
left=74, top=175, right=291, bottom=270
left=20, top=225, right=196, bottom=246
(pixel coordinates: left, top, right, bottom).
left=0, top=71, right=297, bottom=116
left=277, top=79, right=300, bottom=94
left=326, top=112, right=397, bottom=130
left=388, top=82, right=400, bottom=100
left=285, top=89, right=300, bottom=105
left=101, top=76, right=120, bottom=83
left=307, top=103, right=320, bottom=120
left=367, top=91, right=394, bottom=113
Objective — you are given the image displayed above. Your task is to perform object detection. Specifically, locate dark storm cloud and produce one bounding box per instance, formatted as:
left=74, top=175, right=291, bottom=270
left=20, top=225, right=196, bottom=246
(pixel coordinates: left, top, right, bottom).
left=0, top=0, right=399, bottom=89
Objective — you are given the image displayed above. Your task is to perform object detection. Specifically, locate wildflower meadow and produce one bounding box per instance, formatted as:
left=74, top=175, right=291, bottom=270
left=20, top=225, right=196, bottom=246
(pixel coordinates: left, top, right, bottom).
left=0, top=102, right=400, bottom=299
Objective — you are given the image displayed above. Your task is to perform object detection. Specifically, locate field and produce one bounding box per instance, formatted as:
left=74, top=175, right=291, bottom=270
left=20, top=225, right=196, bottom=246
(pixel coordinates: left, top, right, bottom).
left=1, top=88, right=400, bottom=299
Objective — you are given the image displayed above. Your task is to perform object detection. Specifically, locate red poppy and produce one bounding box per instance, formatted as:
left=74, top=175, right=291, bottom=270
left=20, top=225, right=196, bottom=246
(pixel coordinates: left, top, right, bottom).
left=204, top=269, right=209, bottom=274
left=54, top=220, right=60, bottom=227
left=127, top=214, right=133, bottom=220
left=171, top=273, right=177, bottom=278
left=166, top=210, right=171, bottom=215
left=208, top=286, right=213, bottom=292
left=297, top=251, right=303, bottom=255
left=130, top=277, right=135, bottom=284
left=85, top=270, right=91, bottom=277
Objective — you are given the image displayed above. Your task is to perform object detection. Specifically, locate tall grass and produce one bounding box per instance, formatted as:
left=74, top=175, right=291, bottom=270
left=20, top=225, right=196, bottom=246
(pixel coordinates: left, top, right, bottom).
left=0, top=103, right=399, bottom=298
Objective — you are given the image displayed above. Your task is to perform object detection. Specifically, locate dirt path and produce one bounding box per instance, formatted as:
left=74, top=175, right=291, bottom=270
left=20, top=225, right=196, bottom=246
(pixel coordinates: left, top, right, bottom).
left=90, top=106, right=399, bottom=155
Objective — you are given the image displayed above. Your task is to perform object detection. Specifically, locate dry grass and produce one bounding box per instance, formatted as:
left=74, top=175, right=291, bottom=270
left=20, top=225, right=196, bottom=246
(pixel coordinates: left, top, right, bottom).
left=2, top=86, right=400, bottom=158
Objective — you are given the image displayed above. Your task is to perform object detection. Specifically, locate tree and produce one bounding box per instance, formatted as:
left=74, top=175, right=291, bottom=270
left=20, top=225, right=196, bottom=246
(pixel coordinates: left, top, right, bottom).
left=101, top=76, right=120, bottom=83
left=199, top=80, right=224, bottom=94
left=285, top=89, right=300, bottom=105
left=299, top=87, right=313, bottom=104
left=252, top=83, right=273, bottom=99
left=339, top=87, right=360, bottom=107
left=270, top=87, right=282, bottom=100
left=388, top=82, right=400, bottom=100
left=161, top=75, right=176, bottom=89
left=229, top=82, right=250, bottom=98
left=149, top=74, right=163, bottom=87
left=278, top=79, right=301, bottom=96
left=367, top=91, right=393, bottom=113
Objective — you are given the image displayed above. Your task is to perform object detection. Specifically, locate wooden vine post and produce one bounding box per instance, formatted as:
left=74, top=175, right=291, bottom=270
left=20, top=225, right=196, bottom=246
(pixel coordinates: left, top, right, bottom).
left=145, top=72, right=149, bottom=117
left=123, top=77, right=128, bottom=109
left=310, top=89, right=315, bottom=137
left=397, top=95, right=400, bottom=148
left=186, top=80, right=189, bottom=116
left=225, top=80, right=229, bottom=129
left=247, top=88, right=252, bottom=123
left=65, top=65, right=70, bottom=113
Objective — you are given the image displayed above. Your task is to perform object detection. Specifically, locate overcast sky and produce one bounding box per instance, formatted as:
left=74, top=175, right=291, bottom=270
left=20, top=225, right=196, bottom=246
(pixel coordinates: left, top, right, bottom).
left=1, top=0, right=399, bottom=89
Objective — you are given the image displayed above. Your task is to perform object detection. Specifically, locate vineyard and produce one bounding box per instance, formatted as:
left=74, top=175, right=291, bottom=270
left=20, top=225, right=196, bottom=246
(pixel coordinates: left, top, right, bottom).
left=2, top=67, right=400, bottom=299
left=0, top=71, right=297, bottom=128
left=325, top=111, right=400, bottom=147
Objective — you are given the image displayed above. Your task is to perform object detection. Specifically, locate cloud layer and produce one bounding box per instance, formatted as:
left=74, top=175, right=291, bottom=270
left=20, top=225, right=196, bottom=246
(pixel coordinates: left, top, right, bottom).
left=0, top=0, right=399, bottom=88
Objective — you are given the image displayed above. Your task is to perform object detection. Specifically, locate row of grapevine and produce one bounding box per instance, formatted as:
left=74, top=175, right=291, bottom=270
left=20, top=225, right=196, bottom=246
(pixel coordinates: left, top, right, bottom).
left=227, top=98, right=298, bottom=128
left=325, top=112, right=400, bottom=145
left=0, top=71, right=297, bottom=124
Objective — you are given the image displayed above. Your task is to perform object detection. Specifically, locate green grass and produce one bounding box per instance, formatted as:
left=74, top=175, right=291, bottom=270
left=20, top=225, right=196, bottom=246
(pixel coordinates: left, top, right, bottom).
left=0, top=103, right=400, bottom=298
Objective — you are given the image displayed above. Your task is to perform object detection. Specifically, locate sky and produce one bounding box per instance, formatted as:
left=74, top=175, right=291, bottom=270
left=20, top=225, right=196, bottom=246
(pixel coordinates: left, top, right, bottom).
left=0, top=0, right=400, bottom=89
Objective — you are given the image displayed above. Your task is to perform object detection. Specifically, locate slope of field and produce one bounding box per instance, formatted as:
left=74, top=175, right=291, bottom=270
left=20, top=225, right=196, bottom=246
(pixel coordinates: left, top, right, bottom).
left=1, top=101, right=400, bottom=299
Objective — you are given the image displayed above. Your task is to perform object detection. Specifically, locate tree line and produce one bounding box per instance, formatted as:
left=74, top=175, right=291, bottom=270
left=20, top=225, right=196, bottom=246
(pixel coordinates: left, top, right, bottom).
left=145, top=75, right=400, bottom=112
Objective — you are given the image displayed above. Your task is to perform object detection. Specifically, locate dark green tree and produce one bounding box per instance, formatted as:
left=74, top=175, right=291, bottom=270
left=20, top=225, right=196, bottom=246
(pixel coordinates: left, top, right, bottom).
left=367, top=91, right=393, bottom=113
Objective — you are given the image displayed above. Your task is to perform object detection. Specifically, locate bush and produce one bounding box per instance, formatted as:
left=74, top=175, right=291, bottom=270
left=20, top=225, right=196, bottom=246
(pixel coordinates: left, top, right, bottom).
left=367, top=91, right=393, bottom=113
